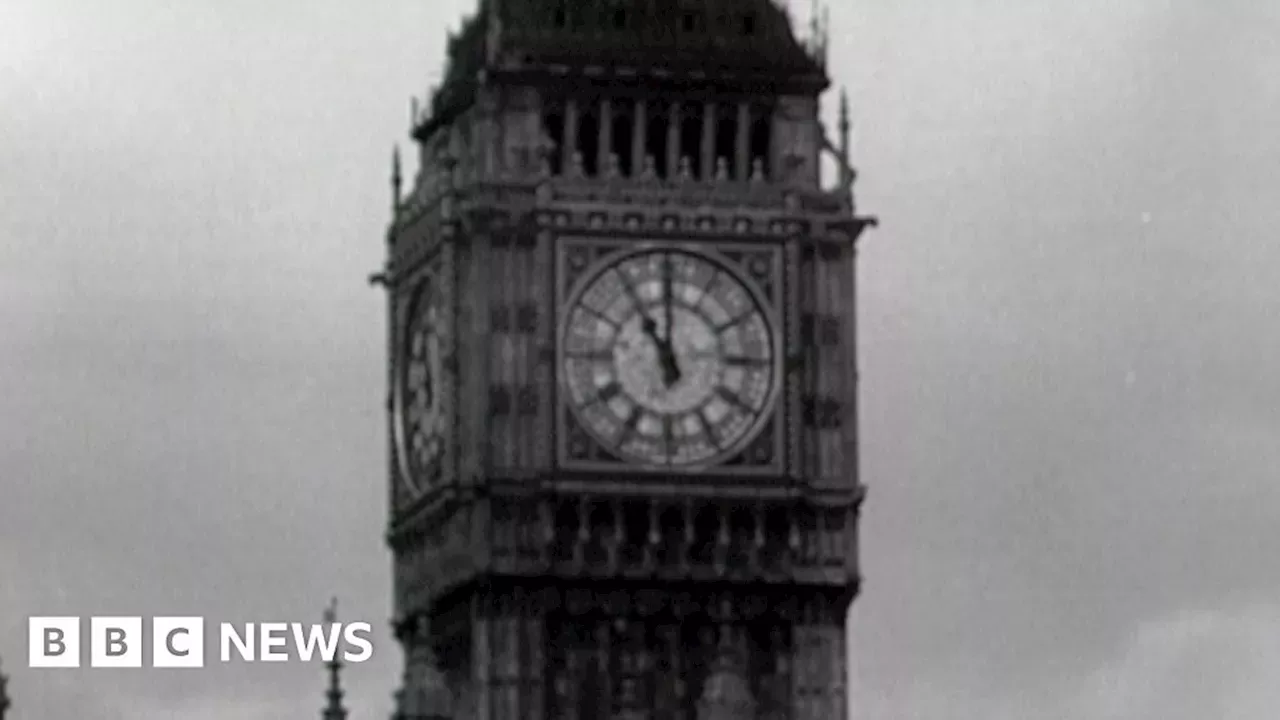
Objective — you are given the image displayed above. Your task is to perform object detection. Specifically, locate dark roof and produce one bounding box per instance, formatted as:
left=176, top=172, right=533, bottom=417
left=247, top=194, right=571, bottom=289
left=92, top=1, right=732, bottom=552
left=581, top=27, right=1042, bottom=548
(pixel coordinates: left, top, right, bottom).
left=499, top=0, right=823, bottom=73
left=424, top=0, right=825, bottom=132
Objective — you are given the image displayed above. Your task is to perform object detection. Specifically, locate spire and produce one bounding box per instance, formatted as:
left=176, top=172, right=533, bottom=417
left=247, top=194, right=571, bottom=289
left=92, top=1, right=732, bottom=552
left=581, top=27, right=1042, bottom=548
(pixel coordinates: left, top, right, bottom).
left=321, top=598, right=348, bottom=720
left=0, top=655, right=11, bottom=720
left=838, top=89, right=851, bottom=162
left=837, top=88, right=855, bottom=193
left=391, top=146, right=403, bottom=214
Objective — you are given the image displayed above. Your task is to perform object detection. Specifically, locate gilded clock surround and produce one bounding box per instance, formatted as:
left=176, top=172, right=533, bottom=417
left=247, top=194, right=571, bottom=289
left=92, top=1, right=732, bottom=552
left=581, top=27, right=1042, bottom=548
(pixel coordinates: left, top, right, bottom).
left=556, top=236, right=785, bottom=475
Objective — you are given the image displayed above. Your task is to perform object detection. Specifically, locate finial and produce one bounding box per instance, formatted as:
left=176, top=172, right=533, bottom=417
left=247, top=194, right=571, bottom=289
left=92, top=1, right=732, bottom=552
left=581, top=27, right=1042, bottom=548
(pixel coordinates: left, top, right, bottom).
left=641, top=154, right=657, bottom=181
left=839, top=90, right=851, bottom=153
left=838, top=89, right=853, bottom=190
left=391, top=147, right=403, bottom=212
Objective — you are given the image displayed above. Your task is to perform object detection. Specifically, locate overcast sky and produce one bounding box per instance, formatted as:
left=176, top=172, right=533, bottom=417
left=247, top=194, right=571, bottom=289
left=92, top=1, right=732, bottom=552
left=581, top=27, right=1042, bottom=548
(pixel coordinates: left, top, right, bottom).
left=2, top=1, right=1279, bottom=718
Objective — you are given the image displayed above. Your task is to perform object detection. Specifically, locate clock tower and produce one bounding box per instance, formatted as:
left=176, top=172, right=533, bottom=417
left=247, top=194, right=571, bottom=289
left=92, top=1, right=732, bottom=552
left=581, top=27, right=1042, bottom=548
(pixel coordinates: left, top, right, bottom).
left=379, top=1, right=876, bottom=718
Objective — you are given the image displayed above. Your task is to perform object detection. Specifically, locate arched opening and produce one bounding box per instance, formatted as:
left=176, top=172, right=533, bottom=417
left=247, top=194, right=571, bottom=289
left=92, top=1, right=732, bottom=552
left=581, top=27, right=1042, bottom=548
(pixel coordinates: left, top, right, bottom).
left=645, top=101, right=672, bottom=178
left=714, top=103, right=739, bottom=179
left=679, top=103, right=704, bottom=179
left=749, top=103, right=773, bottom=180
left=577, top=100, right=601, bottom=176
left=542, top=100, right=566, bottom=176
left=611, top=101, right=635, bottom=177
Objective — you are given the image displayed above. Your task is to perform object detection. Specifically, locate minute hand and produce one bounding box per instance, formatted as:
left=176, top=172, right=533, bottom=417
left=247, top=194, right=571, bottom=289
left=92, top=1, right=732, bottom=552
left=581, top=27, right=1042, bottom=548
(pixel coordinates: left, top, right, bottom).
left=660, top=255, right=680, bottom=384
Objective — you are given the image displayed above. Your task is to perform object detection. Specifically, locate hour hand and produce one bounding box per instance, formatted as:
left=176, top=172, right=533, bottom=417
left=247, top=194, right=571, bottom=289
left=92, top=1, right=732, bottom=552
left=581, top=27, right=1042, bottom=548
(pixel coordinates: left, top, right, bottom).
left=641, top=316, right=681, bottom=386
left=655, top=334, right=682, bottom=386
left=660, top=352, right=681, bottom=386
left=641, top=316, right=661, bottom=344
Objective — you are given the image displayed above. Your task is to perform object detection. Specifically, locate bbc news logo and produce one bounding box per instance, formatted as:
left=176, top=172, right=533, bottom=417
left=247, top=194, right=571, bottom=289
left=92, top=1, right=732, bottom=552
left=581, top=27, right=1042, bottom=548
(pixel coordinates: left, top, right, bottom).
left=28, top=617, right=373, bottom=668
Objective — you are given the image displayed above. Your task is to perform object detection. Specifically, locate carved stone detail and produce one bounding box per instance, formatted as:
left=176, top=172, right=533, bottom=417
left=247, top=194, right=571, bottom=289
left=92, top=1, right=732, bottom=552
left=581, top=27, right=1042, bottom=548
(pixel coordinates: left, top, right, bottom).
left=485, top=493, right=858, bottom=587
left=397, top=615, right=453, bottom=720
left=697, top=640, right=756, bottom=720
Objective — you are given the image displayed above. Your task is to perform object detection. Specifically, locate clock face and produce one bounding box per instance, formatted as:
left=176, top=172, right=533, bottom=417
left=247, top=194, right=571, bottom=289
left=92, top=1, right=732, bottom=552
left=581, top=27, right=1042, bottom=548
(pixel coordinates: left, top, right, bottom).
left=561, top=247, right=779, bottom=467
left=399, top=278, right=445, bottom=491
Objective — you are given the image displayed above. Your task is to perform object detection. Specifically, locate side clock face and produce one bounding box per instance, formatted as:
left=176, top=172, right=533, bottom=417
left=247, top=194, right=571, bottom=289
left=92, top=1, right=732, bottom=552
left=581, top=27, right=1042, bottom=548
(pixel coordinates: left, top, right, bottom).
left=561, top=247, right=779, bottom=467
left=399, top=278, right=445, bottom=491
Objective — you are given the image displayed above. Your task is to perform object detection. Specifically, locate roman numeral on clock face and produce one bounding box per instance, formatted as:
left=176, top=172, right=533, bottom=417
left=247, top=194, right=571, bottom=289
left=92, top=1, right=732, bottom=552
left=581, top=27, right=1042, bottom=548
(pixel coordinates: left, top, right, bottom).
left=398, top=275, right=446, bottom=498
left=560, top=247, right=778, bottom=467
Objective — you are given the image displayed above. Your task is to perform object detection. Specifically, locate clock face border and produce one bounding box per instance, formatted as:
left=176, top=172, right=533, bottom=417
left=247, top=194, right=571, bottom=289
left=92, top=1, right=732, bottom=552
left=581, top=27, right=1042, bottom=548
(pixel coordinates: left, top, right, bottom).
left=391, top=251, right=453, bottom=506
left=555, top=236, right=786, bottom=476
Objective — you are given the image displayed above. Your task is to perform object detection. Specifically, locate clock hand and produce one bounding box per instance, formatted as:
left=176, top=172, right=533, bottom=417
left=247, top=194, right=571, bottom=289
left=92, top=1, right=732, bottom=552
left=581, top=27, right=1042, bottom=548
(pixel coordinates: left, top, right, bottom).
left=642, top=316, right=682, bottom=387
left=662, top=254, right=675, bottom=343
left=641, top=315, right=661, bottom=344
left=660, top=344, right=681, bottom=386
left=660, top=255, right=683, bottom=386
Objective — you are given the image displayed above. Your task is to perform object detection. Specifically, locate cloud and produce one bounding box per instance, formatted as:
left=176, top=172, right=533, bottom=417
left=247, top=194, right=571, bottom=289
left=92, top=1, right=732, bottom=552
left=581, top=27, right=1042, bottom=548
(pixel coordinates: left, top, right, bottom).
left=1072, top=604, right=1280, bottom=720
left=852, top=603, right=1280, bottom=720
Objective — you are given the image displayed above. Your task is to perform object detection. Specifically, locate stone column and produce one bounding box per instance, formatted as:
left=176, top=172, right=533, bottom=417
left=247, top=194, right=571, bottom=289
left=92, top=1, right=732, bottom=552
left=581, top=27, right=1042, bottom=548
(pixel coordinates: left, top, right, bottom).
left=701, top=101, right=716, bottom=180
left=599, top=98, right=614, bottom=177
left=667, top=103, right=682, bottom=178
left=632, top=99, right=648, bottom=177
left=563, top=99, right=580, bottom=174
left=735, top=102, right=751, bottom=181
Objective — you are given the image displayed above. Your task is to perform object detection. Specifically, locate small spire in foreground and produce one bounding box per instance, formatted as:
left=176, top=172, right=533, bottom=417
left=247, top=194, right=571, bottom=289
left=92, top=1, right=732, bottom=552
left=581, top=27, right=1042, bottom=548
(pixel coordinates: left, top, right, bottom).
left=0, top=655, right=11, bottom=720
left=321, top=598, right=347, bottom=720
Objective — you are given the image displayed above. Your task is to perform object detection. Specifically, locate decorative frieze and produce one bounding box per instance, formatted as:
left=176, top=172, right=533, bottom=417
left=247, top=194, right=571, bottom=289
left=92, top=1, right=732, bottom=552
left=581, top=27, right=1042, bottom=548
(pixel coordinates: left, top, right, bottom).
left=482, top=494, right=858, bottom=586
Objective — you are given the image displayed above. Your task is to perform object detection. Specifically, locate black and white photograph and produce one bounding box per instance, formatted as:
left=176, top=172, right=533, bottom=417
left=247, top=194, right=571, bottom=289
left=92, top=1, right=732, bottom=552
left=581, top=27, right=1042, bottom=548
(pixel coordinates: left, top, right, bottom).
left=2, top=1, right=1277, bottom=718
